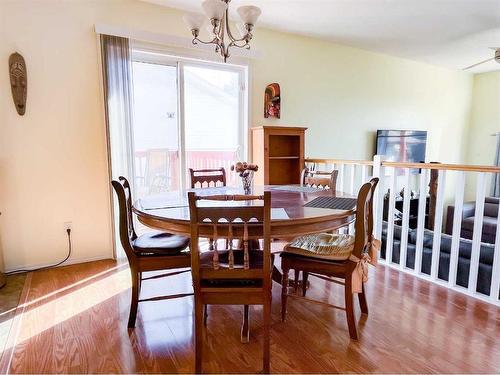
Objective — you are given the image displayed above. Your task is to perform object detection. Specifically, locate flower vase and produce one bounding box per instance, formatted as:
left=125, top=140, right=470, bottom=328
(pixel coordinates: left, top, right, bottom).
left=241, top=171, right=254, bottom=195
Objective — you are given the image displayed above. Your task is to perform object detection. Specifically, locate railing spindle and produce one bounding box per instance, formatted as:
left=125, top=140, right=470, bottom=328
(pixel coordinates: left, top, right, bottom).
left=373, top=155, right=383, bottom=255
left=361, top=164, right=367, bottom=186
left=490, top=193, right=500, bottom=302
left=385, top=167, right=397, bottom=264
left=448, top=171, right=465, bottom=288
left=349, top=164, right=355, bottom=195
left=399, top=168, right=411, bottom=270
left=430, top=170, right=446, bottom=280
left=468, top=172, right=486, bottom=293
left=414, top=168, right=429, bottom=274
left=339, top=164, right=345, bottom=193
left=347, top=164, right=356, bottom=234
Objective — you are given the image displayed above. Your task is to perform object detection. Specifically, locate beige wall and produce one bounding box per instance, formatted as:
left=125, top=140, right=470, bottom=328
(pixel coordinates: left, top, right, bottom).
left=251, top=31, right=473, bottom=162
left=0, top=0, right=474, bottom=270
left=463, top=70, right=500, bottom=199
left=466, top=70, right=500, bottom=166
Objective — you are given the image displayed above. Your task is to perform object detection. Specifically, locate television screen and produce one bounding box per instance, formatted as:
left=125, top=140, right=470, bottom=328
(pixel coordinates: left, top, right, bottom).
left=376, top=130, right=427, bottom=163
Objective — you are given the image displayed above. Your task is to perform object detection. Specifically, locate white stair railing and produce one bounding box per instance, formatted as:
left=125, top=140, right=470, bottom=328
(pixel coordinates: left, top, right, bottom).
left=304, top=156, right=500, bottom=306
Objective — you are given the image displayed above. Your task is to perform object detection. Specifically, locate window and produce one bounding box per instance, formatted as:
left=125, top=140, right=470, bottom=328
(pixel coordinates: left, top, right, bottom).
left=130, top=49, right=248, bottom=197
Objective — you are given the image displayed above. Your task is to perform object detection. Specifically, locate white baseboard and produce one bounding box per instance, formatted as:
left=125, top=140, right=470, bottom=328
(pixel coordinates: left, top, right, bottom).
left=5, top=254, right=115, bottom=274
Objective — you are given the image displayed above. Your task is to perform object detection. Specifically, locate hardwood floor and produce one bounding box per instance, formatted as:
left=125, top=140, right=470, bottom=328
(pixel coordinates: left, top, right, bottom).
left=0, top=274, right=27, bottom=373
left=3, top=257, right=499, bottom=373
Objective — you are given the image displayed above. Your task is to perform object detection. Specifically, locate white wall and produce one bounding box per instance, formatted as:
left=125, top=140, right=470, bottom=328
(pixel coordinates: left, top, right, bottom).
left=0, top=0, right=474, bottom=270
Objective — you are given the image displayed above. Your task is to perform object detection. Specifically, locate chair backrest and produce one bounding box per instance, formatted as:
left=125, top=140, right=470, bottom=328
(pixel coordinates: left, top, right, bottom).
left=189, top=168, right=226, bottom=189
left=188, top=192, right=272, bottom=289
left=352, top=177, right=379, bottom=258
left=111, top=176, right=138, bottom=262
left=301, top=168, right=338, bottom=190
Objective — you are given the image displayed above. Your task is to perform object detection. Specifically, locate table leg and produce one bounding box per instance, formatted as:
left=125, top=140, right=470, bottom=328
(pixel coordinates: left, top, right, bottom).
left=272, top=266, right=283, bottom=284
left=235, top=239, right=309, bottom=342
left=241, top=305, right=250, bottom=343
left=244, top=239, right=306, bottom=287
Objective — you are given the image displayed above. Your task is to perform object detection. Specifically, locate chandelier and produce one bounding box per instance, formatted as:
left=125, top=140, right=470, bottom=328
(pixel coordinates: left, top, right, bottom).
left=183, top=0, right=261, bottom=62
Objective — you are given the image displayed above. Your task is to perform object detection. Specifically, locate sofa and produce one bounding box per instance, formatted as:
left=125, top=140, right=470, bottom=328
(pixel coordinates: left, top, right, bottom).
left=445, top=197, right=499, bottom=244
left=381, top=223, right=498, bottom=297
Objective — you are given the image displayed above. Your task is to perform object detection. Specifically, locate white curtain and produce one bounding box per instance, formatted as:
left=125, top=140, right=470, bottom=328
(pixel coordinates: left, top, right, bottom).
left=100, top=34, right=134, bottom=180
left=100, top=34, right=134, bottom=258
left=492, top=133, right=500, bottom=197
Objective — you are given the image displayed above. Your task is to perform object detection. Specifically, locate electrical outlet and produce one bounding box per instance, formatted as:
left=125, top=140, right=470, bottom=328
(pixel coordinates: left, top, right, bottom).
left=64, top=221, right=72, bottom=231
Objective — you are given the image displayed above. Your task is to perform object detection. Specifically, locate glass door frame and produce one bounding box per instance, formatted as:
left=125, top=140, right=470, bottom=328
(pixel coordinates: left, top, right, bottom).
left=131, top=47, right=249, bottom=192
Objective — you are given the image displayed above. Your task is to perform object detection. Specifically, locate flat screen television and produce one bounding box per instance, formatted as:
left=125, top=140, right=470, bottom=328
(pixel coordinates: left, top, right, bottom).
left=376, top=130, right=427, bottom=163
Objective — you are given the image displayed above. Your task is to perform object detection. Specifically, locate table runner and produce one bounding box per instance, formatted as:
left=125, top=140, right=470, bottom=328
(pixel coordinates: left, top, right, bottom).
left=304, top=196, right=357, bottom=210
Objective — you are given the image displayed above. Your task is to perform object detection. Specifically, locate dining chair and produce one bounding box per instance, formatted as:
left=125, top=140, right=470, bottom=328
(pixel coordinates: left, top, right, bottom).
left=298, top=167, right=340, bottom=284
left=112, top=176, right=192, bottom=328
left=280, top=178, right=379, bottom=340
left=189, top=167, right=226, bottom=188
left=189, top=167, right=228, bottom=251
left=301, top=167, right=339, bottom=190
left=188, top=191, right=273, bottom=374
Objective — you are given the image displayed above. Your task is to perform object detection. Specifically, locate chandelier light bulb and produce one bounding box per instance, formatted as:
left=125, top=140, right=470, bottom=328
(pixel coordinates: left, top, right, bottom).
left=183, top=12, right=206, bottom=31
left=202, top=0, right=228, bottom=21
left=237, top=5, right=261, bottom=26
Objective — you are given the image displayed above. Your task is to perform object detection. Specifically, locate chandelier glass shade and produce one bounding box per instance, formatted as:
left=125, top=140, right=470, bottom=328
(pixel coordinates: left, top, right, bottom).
left=183, top=0, right=261, bottom=62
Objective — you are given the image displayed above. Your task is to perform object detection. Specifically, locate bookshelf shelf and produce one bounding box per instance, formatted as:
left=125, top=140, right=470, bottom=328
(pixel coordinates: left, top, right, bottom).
left=251, top=126, right=307, bottom=185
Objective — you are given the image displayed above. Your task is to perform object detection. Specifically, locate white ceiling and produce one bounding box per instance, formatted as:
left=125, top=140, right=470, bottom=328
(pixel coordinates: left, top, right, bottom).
left=141, top=0, right=500, bottom=74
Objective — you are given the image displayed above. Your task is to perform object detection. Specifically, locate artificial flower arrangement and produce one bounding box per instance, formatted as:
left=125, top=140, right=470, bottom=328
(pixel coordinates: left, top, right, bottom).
left=230, top=162, right=259, bottom=176
left=231, top=162, right=259, bottom=193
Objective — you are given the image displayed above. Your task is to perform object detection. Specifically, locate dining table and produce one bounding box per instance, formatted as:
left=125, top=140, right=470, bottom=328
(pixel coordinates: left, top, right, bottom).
left=133, top=184, right=356, bottom=341
left=133, top=185, right=356, bottom=277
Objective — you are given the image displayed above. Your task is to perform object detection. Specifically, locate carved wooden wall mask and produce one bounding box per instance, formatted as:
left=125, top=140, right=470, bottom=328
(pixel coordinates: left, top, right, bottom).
left=9, top=52, right=27, bottom=115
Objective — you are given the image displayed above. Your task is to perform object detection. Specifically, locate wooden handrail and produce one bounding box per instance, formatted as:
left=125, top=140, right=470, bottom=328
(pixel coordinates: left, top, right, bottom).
left=305, top=158, right=500, bottom=173
left=381, top=161, right=500, bottom=173
left=305, top=158, right=374, bottom=166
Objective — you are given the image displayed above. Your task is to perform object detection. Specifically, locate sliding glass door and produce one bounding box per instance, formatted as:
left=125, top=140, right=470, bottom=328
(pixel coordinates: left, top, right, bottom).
left=132, top=61, right=179, bottom=197
left=183, top=65, right=243, bottom=187
left=130, top=52, right=247, bottom=197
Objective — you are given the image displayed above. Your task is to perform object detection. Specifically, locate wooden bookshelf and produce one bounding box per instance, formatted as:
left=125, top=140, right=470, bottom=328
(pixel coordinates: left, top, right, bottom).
left=251, top=125, right=307, bottom=185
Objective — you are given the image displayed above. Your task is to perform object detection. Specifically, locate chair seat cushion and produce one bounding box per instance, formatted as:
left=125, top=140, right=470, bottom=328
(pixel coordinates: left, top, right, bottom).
left=133, top=231, right=190, bottom=256
left=284, top=233, right=355, bottom=260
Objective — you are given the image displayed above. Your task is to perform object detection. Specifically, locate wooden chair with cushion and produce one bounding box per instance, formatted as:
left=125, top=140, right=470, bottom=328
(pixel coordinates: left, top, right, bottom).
left=189, top=167, right=226, bottom=188
left=188, top=191, right=273, bottom=373
left=301, top=168, right=339, bottom=190
left=280, top=178, right=379, bottom=340
left=112, top=176, right=192, bottom=328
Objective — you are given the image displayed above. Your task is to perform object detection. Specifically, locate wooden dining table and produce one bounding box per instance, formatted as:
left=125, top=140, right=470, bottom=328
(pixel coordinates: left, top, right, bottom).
left=133, top=185, right=355, bottom=274
left=134, top=185, right=355, bottom=233
left=133, top=185, right=355, bottom=341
